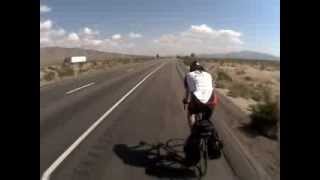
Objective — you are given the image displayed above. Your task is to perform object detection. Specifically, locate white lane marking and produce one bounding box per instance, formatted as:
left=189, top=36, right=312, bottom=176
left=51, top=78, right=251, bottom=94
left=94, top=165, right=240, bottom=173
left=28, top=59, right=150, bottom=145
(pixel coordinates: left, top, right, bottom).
left=65, top=82, right=95, bottom=95
left=41, top=63, right=165, bottom=180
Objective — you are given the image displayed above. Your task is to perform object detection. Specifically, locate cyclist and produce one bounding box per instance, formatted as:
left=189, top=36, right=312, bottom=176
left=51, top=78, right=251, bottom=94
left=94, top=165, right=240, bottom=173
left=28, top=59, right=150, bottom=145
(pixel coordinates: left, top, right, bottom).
left=183, top=61, right=217, bottom=128
left=183, top=60, right=219, bottom=162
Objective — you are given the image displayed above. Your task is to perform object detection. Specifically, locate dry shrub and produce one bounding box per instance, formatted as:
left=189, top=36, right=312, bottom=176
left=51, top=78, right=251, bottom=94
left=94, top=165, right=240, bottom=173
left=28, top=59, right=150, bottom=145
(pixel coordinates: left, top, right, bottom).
left=249, top=101, right=279, bottom=139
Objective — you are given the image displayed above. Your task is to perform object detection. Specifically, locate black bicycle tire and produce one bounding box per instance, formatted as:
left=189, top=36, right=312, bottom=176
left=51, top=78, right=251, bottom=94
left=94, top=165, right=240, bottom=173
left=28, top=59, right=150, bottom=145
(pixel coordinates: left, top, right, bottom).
left=198, top=138, right=208, bottom=177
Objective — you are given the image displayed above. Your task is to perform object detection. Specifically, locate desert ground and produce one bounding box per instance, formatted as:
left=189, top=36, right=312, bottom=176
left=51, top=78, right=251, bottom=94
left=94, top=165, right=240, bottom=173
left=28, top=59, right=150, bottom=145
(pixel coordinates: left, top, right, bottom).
left=184, top=58, right=280, bottom=178
left=40, top=58, right=153, bottom=87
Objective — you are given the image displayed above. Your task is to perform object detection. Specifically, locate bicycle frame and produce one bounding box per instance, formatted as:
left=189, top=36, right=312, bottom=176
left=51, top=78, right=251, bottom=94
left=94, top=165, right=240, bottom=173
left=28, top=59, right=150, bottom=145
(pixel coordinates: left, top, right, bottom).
left=194, top=112, right=210, bottom=177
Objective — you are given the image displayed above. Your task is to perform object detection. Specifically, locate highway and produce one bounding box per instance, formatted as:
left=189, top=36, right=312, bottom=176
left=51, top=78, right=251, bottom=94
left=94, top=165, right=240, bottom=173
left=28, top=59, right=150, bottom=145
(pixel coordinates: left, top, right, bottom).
left=40, top=59, right=265, bottom=180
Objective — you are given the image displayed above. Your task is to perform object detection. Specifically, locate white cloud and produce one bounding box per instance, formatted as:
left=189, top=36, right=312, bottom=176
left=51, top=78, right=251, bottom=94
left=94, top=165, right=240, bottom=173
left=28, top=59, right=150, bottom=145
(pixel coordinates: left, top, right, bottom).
left=153, top=24, right=244, bottom=54
left=40, top=37, right=51, bottom=44
left=87, top=39, right=103, bottom=46
left=40, top=19, right=67, bottom=46
left=128, top=32, right=142, bottom=38
left=40, top=5, right=51, bottom=13
left=190, top=24, right=213, bottom=33
left=40, top=20, right=52, bottom=31
left=67, top=33, right=80, bottom=41
left=82, top=27, right=99, bottom=35
left=112, top=34, right=122, bottom=40
left=84, top=27, right=92, bottom=34
left=40, top=21, right=244, bottom=55
left=54, top=28, right=66, bottom=36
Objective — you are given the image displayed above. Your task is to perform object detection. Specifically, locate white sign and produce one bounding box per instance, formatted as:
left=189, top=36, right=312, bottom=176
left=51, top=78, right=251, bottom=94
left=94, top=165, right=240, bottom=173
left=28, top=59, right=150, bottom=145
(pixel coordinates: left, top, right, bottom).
left=68, top=56, right=87, bottom=63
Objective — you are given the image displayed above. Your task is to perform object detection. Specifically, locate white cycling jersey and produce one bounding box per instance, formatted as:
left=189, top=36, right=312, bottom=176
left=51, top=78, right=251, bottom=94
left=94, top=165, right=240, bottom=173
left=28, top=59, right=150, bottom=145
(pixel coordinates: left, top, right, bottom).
left=185, top=70, right=214, bottom=104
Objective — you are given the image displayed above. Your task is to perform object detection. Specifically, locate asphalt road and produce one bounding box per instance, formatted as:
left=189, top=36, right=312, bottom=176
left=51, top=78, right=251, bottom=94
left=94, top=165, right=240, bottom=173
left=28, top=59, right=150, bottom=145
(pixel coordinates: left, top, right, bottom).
left=40, top=59, right=239, bottom=180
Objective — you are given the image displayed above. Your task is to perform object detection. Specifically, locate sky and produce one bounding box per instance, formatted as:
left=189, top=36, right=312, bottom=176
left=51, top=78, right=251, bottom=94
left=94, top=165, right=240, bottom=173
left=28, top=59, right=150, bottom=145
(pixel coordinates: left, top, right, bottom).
left=40, top=0, right=280, bottom=56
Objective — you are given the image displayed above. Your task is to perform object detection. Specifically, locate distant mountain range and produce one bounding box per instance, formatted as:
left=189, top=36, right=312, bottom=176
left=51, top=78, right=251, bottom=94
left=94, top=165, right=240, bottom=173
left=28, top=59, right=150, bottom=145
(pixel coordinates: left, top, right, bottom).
left=199, top=51, right=280, bottom=61
left=40, top=47, right=279, bottom=66
left=40, top=47, right=151, bottom=66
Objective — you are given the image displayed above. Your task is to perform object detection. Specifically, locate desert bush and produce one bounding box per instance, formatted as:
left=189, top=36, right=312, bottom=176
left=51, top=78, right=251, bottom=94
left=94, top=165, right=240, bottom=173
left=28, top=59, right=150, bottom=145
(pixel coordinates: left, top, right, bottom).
left=229, top=63, right=236, bottom=67
left=119, top=59, right=130, bottom=64
left=131, top=59, right=140, bottom=63
left=251, top=90, right=267, bottom=102
left=236, top=69, right=246, bottom=75
left=43, top=71, right=56, bottom=81
left=217, top=70, right=233, bottom=82
left=249, top=90, right=263, bottom=101
left=182, top=59, right=194, bottom=66
left=244, top=76, right=253, bottom=81
left=47, top=66, right=59, bottom=71
left=215, top=80, right=231, bottom=89
left=259, top=64, right=266, bottom=70
left=106, top=60, right=116, bottom=67
left=57, top=66, right=74, bottom=77
left=227, top=82, right=252, bottom=98
left=227, top=81, right=270, bottom=101
left=254, top=84, right=273, bottom=102
left=79, top=62, right=94, bottom=73
left=249, top=101, right=279, bottom=139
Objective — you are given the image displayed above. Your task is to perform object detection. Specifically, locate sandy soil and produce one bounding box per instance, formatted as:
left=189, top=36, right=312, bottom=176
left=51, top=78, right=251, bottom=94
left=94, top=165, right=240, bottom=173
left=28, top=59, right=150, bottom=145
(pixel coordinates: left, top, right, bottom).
left=205, top=62, right=280, bottom=101
left=216, top=88, right=257, bottom=114
left=203, top=61, right=280, bottom=179
left=40, top=61, right=147, bottom=87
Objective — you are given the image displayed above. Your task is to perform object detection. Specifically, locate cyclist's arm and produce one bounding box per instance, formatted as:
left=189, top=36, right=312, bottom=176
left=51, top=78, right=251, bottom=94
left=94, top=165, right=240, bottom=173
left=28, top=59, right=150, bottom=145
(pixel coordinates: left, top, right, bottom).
left=184, top=76, right=190, bottom=102
left=185, top=88, right=190, bottom=102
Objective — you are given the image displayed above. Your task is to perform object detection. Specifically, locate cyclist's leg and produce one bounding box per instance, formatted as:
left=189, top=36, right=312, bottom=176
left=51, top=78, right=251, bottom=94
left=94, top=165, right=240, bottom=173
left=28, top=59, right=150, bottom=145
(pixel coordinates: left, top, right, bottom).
left=203, top=107, right=213, bottom=121
left=188, top=112, right=196, bottom=130
left=200, top=105, right=221, bottom=159
left=187, top=97, right=197, bottom=130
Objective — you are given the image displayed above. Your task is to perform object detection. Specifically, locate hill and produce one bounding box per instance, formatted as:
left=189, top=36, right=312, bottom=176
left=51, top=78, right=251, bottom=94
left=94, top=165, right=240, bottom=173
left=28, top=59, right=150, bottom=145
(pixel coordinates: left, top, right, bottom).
left=199, top=51, right=280, bottom=61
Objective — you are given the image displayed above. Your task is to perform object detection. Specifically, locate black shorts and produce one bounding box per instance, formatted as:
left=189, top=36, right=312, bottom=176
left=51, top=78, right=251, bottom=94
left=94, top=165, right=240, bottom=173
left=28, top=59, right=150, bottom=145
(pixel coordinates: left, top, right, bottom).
left=188, top=94, right=214, bottom=121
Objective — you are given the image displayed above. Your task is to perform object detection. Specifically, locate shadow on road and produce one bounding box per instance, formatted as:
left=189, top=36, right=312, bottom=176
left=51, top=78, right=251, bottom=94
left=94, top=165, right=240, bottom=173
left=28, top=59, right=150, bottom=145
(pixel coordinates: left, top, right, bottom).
left=113, top=139, right=198, bottom=179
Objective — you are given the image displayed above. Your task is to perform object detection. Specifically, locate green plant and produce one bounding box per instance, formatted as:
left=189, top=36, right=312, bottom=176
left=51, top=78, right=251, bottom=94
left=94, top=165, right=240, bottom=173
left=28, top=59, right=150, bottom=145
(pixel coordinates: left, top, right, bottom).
left=254, top=84, right=273, bottom=102
left=217, top=70, right=232, bottom=82
left=43, top=71, right=56, bottom=81
left=215, top=81, right=230, bottom=89
left=57, top=66, right=74, bottom=77
left=250, top=91, right=262, bottom=101
left=227, top=82, right=251, bottom=98
left=249, top=101, right=279, bottom=139
left=48, top=66, right=59, bottom=71
left=119, top=59, right=130, bottom=64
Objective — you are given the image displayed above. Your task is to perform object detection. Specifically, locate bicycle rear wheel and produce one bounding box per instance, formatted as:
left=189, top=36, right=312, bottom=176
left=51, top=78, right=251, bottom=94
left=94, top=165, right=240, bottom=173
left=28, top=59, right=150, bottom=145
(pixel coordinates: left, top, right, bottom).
left=198, top=138, right=208, bottom=177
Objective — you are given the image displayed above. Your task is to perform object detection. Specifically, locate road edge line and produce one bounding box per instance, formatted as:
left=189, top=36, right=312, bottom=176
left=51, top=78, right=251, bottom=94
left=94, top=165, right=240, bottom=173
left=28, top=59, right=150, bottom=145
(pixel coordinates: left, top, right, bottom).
left=41, top=63, right=165, bottom=180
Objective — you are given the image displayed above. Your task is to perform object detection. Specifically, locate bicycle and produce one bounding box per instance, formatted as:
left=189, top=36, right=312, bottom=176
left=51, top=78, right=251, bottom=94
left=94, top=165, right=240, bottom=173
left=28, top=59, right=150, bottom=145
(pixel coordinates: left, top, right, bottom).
left=194, top=112, right=212, bottom=177
left=183, top=101, right=220, bottom=177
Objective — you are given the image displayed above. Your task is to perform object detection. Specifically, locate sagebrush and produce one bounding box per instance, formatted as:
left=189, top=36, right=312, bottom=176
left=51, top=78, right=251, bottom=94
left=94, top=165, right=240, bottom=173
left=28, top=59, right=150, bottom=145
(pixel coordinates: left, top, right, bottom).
left=249, top=101, right=279, bottom=139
